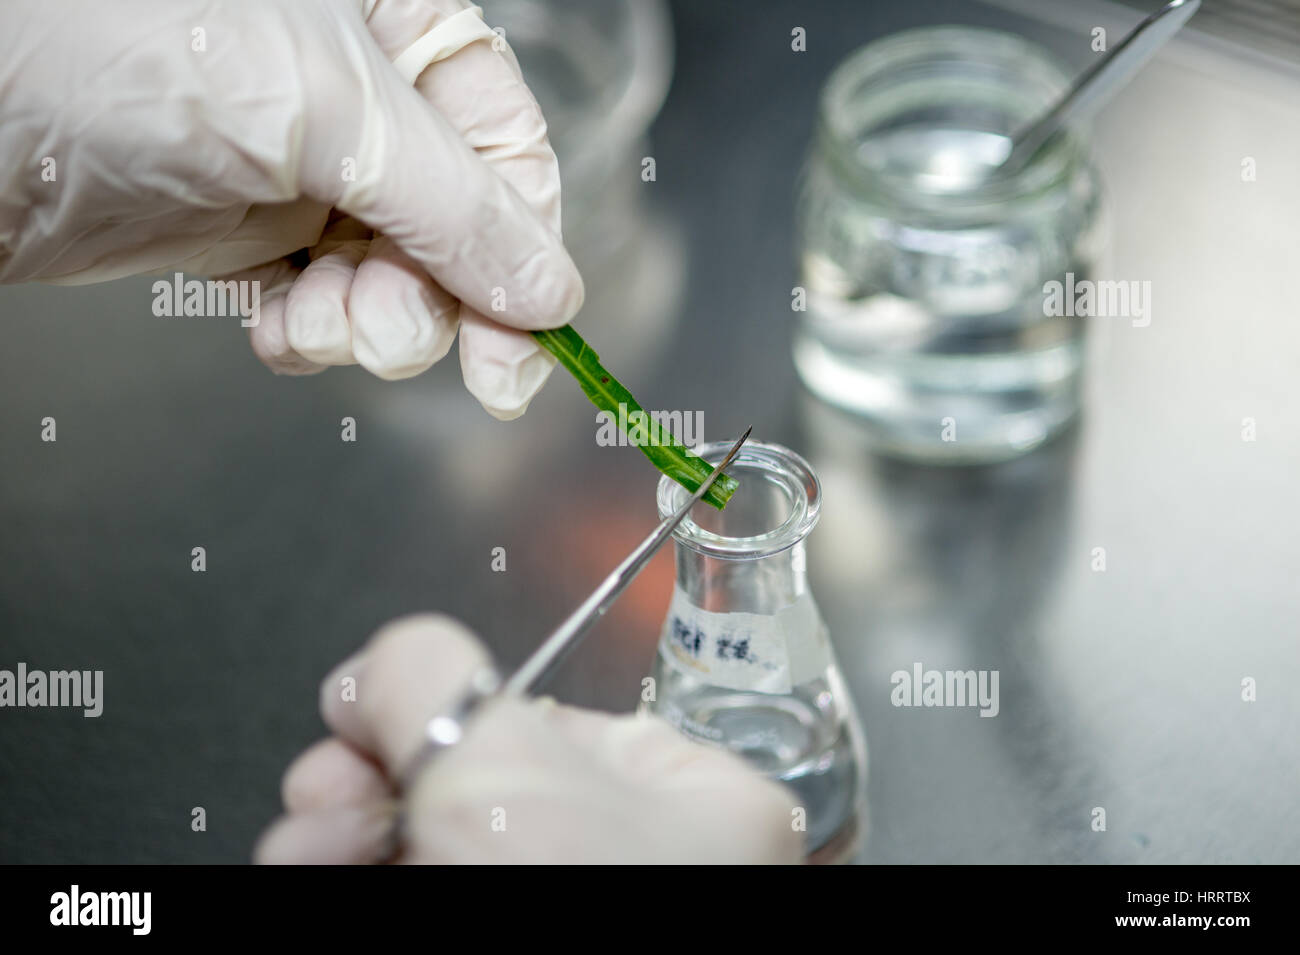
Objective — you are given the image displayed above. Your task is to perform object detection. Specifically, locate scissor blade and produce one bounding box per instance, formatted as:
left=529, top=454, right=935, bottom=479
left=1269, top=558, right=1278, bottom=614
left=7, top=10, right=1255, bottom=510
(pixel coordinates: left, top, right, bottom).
left=503, top=427, right=752, bottom=697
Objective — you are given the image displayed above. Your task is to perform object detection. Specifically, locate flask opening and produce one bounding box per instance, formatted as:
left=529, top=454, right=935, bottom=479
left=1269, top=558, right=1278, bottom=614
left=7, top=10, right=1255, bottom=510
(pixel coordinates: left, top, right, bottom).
left=657, top=440, right=822, bottom=560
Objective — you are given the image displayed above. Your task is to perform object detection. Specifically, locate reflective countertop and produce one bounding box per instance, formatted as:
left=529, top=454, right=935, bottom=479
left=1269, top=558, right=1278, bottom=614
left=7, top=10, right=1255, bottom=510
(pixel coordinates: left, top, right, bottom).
left=1, top=0, right=1297, bottom=863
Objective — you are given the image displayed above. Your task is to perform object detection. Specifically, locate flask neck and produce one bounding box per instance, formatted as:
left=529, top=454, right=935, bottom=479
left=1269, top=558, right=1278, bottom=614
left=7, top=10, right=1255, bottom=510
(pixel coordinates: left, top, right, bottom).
left=657, top=439, right=823, bottom=616
left=675, top=539, right=811, bottom=616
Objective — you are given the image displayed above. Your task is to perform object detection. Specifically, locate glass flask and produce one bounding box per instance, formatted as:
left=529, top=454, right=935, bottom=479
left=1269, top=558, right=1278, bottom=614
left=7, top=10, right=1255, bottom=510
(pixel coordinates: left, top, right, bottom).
left=642, top=440, right=866, bottom=862
left=793, top=27, right=1105, bottom=463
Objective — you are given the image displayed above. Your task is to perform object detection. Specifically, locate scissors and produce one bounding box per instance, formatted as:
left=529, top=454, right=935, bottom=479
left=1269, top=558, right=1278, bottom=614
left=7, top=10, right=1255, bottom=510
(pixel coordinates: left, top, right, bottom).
left=397, top=426, right=753, bottom=794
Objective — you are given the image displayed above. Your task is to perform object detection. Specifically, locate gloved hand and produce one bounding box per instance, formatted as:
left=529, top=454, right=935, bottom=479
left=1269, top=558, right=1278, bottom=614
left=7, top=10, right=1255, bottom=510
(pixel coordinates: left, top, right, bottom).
left=0, top=0, right=582, bottom=419
left=256, top=615, right=803, bottom=864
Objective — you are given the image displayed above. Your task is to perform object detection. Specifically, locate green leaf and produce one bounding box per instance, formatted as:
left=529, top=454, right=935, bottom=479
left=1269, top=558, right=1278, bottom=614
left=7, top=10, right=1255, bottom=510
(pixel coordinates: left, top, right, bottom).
left=532, top=325, right=739, bottom=509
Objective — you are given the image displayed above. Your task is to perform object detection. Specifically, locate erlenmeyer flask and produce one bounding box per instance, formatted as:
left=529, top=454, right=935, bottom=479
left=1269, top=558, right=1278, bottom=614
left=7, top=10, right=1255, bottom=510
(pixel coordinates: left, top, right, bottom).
left=641, top=440, right=866, bottom=862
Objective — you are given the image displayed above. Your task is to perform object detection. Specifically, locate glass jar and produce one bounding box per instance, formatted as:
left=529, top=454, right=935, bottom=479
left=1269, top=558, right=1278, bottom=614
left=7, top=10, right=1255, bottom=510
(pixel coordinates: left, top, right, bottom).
left=641, top=440, right=866, bottom=862
left=793, top=27, right=1104, bottom=463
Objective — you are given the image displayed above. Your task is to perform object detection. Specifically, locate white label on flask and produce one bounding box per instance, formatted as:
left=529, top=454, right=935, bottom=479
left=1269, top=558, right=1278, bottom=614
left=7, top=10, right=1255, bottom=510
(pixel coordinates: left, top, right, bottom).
left=658, top=587, right=831, bottom=695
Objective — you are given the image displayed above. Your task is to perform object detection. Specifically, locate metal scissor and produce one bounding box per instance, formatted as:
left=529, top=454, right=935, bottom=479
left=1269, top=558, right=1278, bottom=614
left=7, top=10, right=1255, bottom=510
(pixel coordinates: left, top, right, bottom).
left=398, top=426, right=752, bottom=793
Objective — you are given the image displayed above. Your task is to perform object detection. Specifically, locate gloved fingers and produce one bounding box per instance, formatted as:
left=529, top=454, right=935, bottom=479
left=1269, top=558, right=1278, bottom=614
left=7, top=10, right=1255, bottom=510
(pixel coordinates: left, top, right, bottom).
left=663, top=763, right=804, bottom=865
left=168, top=198, right=335, bottom=279
left=542, top=708, right=803, bottom=863
left=457, top=308, right=557, bottom=420
left=348, top=235, right=460, bottom=380
left=363, top=0, right=468, bottom=60
left=534, top=701, right=646, bottom=755
left=633, top=719, right=805, bottom=865
left=366, top=0, right=563, bottom=232
left=307, top=211, right=374, bottom=259
left=371, top=2, right=572, bottom=414
left=588, top=717, right=803, bottom=864
left=304, top=25, right=582, bottom=332
left=281, top=737, right=393, bottom=813
left=318, top=614, right=494, bottom=776
left=284, top=215, right=372, bottom=366
left=545, top=706, right=778, bottom=789
left=254, top=803, right=399, bottom=865
left=231, top=259, right=329, bottom=376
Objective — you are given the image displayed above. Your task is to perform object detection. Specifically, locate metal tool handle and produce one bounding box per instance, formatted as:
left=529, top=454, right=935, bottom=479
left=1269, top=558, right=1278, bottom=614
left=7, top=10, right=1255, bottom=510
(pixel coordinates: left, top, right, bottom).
left=998, top=0, right=1201, bottom=176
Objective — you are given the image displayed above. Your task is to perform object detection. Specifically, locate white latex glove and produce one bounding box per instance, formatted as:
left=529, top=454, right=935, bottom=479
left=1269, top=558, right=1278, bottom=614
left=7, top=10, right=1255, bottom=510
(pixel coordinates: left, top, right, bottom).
left=256, top=615, right=803, bottom=864
left=0, top=0, right=582, bottom=419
